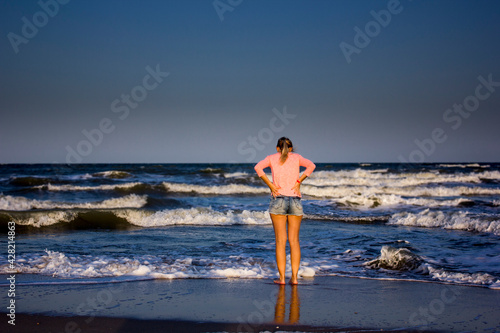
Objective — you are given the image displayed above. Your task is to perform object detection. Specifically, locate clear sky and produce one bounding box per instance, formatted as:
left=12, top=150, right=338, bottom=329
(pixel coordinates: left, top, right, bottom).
left=1, top=0, right=499, bottom=163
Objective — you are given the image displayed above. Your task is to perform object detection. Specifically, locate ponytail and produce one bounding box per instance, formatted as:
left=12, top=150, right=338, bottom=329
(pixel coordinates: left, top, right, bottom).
left=277, top=137, right=293, bottom=164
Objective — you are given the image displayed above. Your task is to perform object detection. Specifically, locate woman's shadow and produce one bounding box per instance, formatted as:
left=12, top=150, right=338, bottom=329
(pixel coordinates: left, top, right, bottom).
left=274, top=284, right=300, bottom=324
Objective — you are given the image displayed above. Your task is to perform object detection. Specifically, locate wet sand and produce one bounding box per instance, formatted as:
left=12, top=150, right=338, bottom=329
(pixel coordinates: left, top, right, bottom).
left=1, top=275, right=499, bottom=332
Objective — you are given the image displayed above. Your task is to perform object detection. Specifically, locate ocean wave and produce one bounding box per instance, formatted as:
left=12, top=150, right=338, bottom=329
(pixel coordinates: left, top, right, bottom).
left=223, top=172, right=251, bottom=178
left=4, top=249, right=496, bottom=288
left=301, top=184, right=500, bottom=198
left=162, top=182, right=267, bottom=195
left=331, top=194, right=473, bottom=209
left=107, top=180, right=500, bottom=198
left=388, top=209, right=500, bottom=235
left=92, top=170, right=133, bottom=179
left=115, top=207, right=270, bottom=227
left=307, top=169, right=500, bottom=188
left=438, top=163, right=490, bottom=168
left=365, top=246, right=426, bottom=272
left=200, top=167, right=223, bottom=174
left=428, top=267, right=500, bottom=287
left=4, top=210, right=78, bottom=228
left=9, top=176, right=54, bottom=186
left=306, top=214, right=389, bottom=224
left=364, top=246, right=500, bottom=287
left=37, top=182, right=144, bottom=191
left=0, top=250, right=314, bottom=280
left=2, top=207, right=270, bottom=229
left=0, top=194, right=147, bottom=211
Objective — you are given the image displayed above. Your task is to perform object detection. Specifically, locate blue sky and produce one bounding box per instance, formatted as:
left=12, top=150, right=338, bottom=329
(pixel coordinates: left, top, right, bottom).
left=1, top=0, right=499, bottom=163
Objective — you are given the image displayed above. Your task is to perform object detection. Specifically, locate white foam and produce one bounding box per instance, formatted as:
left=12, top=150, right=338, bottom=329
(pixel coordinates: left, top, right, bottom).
left=162, top=182, right=267, bottom=195
left=0, top=194, right=147, bottom=211
left=439, top=163, right=490, bottom=168
left=115, top=207, right=271, bottom=227
left=129, top=265, right=151, bottom=276
left=301, top=184, right=500, bottom=198
left=41, top=182, right=143, bottom=191
left=93, top=170, right=133, bottom=178
left=223, top=172, right=250, bottom=178
left=306, top=169, right=500, bottom=188
left=212, top=267, right=264, bottom=278
left=388, top=209, right=500, bottom=235
left=12, top=211, right=78, bottom=228
left=1, top=249, right=497, bottom=288
left=365, top=246, right=426, bottom=272
left=331, top=193, right=471, bottom=209
left=428, top=266, right=500, bottom=286
left=0, top=250, right=280, bottom=280
left=200, top=167, right=222, bottom=173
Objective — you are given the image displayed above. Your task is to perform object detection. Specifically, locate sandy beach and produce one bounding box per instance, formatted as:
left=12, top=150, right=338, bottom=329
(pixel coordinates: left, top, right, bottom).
left=2, top=275, right=499, bottom=332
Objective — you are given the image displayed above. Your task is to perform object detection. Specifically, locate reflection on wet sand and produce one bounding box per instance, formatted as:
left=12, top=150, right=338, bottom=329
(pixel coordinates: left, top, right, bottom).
left=274, top=285, right=300, bottom=324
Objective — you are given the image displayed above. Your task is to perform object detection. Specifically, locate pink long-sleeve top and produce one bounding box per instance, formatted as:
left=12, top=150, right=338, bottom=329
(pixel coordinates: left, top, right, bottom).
left=254, top=152, right=316, bottom=197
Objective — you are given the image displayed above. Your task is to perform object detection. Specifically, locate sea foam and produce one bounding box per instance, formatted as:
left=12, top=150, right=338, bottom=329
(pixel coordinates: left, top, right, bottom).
left=0, top=194, right=147, bottom=211
left=388, top=209, right=500, bottom=235
left=116, top=207, right=270, bottom=227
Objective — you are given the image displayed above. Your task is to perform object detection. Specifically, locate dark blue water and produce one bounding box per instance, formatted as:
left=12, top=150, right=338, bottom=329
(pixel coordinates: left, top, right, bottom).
left=1, top=163, right=499, bottom=288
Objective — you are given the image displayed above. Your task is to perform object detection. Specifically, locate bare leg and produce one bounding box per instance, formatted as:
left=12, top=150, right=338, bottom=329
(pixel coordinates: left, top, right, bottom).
left=287, top=214, right=302, bottom=285
left=270, top=214, right=287, bottom=284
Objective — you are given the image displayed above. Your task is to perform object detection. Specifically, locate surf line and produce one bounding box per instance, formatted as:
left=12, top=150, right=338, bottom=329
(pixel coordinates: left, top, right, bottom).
left=63, top=64, right=169, bottom=163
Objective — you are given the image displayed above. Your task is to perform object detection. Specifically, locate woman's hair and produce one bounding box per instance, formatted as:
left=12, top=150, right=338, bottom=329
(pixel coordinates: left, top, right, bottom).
left=277, top=137, right=293, bottom=164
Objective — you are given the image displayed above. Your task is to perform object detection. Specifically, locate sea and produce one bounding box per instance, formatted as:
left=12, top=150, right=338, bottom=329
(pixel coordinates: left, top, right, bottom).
left=1, top=163, right=499, bottom=289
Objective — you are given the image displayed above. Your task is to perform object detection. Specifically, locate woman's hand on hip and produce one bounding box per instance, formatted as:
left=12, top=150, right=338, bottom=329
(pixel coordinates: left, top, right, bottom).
left=292, top=182, right=301, bottom=196
left=269, top=183, right=281, bottom=198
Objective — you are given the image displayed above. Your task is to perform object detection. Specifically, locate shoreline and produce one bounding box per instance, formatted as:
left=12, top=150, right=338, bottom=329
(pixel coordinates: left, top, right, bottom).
left=1, top=275, right=499, bottom=332
left=0, top=313, right=437, bottom=333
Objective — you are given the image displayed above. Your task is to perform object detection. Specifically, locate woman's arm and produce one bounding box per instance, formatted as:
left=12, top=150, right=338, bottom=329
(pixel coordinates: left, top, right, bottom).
left=299, top=155, right=316, bottom=177
left=254, top=156, right=280, bottom=197
left=259, top=175, right=280, bottom=197
left=291, top=174, right=307, bottom=196
left=292, top=156, right=316, bottom=196
left=254, top=156, right=270, bottom=177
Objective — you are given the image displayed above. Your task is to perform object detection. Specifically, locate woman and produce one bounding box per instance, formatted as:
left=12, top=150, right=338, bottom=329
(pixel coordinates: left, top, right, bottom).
left=254, top=137, right=316, bottom=285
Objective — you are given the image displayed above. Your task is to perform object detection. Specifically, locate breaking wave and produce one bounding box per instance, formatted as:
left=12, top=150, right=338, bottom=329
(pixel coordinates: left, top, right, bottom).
left=301, top=184, right=500, bottom=198
left=115, top=207, right=270, bottom=227
left=388, top=209, right=500, bottom=235
left=36, top=182, right=144, bottom=191
left=365, top=246, right=500, bottom=287
left=365, top=246, right=426, bottom=272
left=162, top=182, right=267, bottom=195
left=1, top=207, right=271, bottom=230
left=92, top=170, right=133, bottom=179
left=0, top=250, right=314, bottom=280
left=0, top=194, right=147, bottom=211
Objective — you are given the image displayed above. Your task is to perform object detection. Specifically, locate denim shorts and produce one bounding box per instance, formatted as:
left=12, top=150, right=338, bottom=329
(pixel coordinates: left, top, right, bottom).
left=269, top=196, right=303, bottom=216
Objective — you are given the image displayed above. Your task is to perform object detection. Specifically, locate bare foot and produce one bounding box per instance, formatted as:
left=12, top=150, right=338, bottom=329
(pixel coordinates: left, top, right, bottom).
left=288, top=278, right=298, bottom=285
left=274, top=279, right=286, bottom=285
